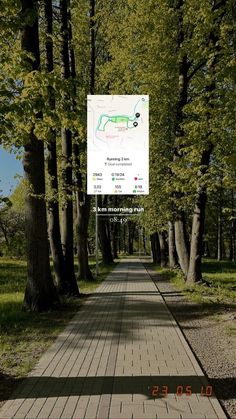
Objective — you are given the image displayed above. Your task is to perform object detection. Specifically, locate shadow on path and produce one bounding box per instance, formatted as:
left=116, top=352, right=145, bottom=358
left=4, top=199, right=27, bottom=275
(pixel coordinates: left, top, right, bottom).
left=2, top=375, right=234, bottom=401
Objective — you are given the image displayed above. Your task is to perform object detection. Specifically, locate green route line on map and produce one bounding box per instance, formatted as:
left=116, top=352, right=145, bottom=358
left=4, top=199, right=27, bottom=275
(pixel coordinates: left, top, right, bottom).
left=97, top=113, right=137, bottom=131
left=96, top=99, right=142, bottom=133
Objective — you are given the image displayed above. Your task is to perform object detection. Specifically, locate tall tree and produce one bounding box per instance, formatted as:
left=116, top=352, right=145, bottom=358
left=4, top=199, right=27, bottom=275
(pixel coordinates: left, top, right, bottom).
left=70, top=0, right=93, bottom=280
left=168, top=220, right=178, bottom=268
left=44, top=0, right=68, bottom=293
left=21, top=0, right=58, bottom=311
left=172, top=0, right=190, bottom=277
left=59, top=0, right=79, bottom=294
left=186, top=0, right=227, bottom=284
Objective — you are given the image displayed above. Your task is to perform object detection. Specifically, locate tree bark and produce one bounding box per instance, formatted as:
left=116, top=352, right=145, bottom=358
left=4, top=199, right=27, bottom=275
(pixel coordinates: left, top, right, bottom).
left=203, top=240, right=211, bottom=257
left=59, top=0, right=79, bottom=295
left=187, top=146, right=213, bottom=284
left=168, top=221, right=178, bottom=268
left=21, top=0, right=57, bottom=311
left=118, top=223, right=121, bottom=254
left=128, top=221, right=134, bottom=254
left=158, top=232, right=168, bottom=268
left=174, top=211, right=189, bottom=276
left=187, top=190, right=207, bottom=284
left=143, top=228, right=147, bottom=256
left=44, top=0, right=67, bottom=293
left=74, top=143, right=93, bottom=279
left=0, top=220, right=9, bottom=249
left=123, top=223, right=127, bottom=253
left=150, top=232, right=161, bottom=264
left=98, top=219, right=113, bottom=263
left=76, top=196, right=93, bottom=279
left=98, top=196, right=113, bottom=264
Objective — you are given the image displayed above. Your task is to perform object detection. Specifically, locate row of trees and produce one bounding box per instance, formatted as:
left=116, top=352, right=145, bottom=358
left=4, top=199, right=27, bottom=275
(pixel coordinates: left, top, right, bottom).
left=0, top=0, right=236, bottom=311
left=132, top=0, right=236, bottom=281
left=1, top=0, right=97, bottom=310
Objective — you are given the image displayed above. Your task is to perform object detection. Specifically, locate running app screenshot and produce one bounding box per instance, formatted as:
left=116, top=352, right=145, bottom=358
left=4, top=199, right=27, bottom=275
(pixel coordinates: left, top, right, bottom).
left=87, top=95, right=149, bottom=195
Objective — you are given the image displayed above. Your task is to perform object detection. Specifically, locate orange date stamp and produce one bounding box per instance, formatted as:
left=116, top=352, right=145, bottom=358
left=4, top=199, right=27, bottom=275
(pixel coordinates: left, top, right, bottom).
left=149, top=385, right=213, bottom=397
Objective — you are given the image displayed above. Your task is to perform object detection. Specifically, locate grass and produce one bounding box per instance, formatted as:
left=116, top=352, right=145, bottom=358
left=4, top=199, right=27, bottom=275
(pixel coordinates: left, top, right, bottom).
left=155, top=258, right=236, bottom=305
left=0, top=257, right=117, bottom=381
left=170, top=259, right=236, bottom=304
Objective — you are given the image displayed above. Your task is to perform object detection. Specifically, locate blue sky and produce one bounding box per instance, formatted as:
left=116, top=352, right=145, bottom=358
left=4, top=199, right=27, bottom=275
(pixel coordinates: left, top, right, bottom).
left=0, top=147, right=23, bottom=196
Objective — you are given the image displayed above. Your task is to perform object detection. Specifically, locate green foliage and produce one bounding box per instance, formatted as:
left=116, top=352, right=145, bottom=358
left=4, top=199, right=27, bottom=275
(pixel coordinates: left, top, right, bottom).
left=1, top=0, right=236, bottom=281
left=0, top=181, right=26, bottom=257
left=9, top=180, right=26, bottom=211
left=94, top=0, right=236, bottom=240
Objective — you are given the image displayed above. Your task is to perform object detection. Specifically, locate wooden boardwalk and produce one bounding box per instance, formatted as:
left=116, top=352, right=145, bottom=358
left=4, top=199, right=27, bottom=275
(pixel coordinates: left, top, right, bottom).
left=0, top=260, right=226, bottom=418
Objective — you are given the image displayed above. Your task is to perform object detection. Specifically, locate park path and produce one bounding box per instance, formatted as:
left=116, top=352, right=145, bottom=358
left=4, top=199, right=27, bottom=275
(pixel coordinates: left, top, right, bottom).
left=0, top=259, right=227, bottom=419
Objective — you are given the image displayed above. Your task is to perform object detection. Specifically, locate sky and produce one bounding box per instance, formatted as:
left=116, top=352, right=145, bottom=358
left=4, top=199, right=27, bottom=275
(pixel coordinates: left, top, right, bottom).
left=0, top=147, right=23, bottom=196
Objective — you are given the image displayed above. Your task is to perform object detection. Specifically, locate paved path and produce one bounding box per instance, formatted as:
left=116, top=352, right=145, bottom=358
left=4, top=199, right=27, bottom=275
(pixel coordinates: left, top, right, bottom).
left=0, top=260, right=227, bottom=419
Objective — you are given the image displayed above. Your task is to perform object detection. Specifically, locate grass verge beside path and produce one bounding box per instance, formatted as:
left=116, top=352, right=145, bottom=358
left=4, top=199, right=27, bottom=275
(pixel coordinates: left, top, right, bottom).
left=154, top=258, right=236, bottom=335
left=0, top=257, right=117, bottom=404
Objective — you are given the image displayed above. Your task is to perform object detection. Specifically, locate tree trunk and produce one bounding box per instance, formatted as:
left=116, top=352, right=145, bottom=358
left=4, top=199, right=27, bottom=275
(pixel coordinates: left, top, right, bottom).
left=203, top=240, right=211, bottom=257
left=150, top=232, right=161, bottom=264
left=0, top=221, right=9, bottom=249
left=110, top=221, right=118, bottom=259
left=128, top=221, right=134, bottom=254
left=98, top=219, right=113, bottom=264
left=44, top=0, right=67, bottom=293
left=187, top=146, right=213, bottom=284
left=168, top=221, right=178, bottom=268
left=59, top=0, right=79, bottom=295
left=174, top=211, right=189, bottom=276
left=186, top=0, right=225, bottom=283
left=217, top=192, right=223, bottom=261
left=123, top=223, right=127, bottom=253
left=76, top=194, right=93, bottom=280
left=158, top=232, right=168, bottom=268
left=98, top=196, right=113, bottom=264
left=118, top=224, right=121, bottom=254
left=187, top=188, right=206, bottom=284
left=143, top=228, right=147, bottom=256
left=21, top=0, right=57, bottom=311
left=87, top=240, right=92, bottom=255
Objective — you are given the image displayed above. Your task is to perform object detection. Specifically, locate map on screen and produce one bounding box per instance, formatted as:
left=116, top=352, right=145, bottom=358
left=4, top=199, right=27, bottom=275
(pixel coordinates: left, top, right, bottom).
left=87, top=95, right=149, bottom=195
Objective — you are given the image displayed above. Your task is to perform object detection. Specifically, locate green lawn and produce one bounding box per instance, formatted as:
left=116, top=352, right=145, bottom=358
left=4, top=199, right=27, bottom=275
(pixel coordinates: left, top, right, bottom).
left=0, top=257, right=116, bottom=379
left=157, top=258, right=236, bottom=304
